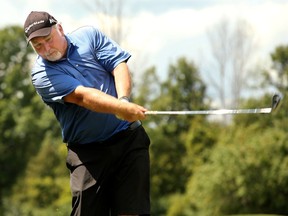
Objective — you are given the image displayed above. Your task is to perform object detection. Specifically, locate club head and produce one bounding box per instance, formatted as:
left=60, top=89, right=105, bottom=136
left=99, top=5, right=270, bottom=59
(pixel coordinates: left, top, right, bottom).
left=271, top=94, right=282, bottom=111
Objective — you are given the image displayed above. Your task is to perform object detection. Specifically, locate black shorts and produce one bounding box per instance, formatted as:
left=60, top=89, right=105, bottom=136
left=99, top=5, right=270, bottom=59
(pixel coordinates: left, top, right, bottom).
left=66, top=124, right=151, bottom=216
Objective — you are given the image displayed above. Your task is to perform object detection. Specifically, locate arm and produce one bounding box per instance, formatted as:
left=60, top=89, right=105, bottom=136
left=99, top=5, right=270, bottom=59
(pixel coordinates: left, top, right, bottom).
left=63, top=86, right=147, bottom=122
left=112, top=62, right=132, bottom=99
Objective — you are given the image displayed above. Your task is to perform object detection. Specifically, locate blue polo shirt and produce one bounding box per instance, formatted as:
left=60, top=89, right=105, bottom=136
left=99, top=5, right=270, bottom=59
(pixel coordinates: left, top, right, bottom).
left=31, top=26, right=131, bottom=144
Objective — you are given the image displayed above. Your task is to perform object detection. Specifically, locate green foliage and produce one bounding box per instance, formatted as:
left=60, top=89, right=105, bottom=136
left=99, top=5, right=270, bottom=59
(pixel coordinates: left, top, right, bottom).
left=178, top=45, right=288, bottom=216
left=1, top=24, right=288, bottom=216
left=185, top=125, right=288, bottom=216
left=269, top=45, right=288, bottom=92
left=0, top=25, right=45, bottom=205
left=231, top=94, right=282, bottom=129
left=135, top=57, right=209, bottom=214
left=4, top=134, right=71, bottom=215
left=183, top=116, right=221, bottom=172
left=133, top=66, right=160, bottom=108
left=0, top=25, right=64, bottom=214
left=166, top=193, right=194, bottom=216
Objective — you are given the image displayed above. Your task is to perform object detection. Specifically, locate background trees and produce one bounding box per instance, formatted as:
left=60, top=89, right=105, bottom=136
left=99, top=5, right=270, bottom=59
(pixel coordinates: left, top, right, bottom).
left=135, top=57, right=209, bottom=214
left=81, top=0, right=127, bottom=45
left=207, top=18, right=257, bottom=109
left=0, top=26, right=64, bottom=214
left=162, top=47, right=288, bottom=215
left=0, top=24, right=287, bottom=216
left=0, top=25, right=44, bottom=209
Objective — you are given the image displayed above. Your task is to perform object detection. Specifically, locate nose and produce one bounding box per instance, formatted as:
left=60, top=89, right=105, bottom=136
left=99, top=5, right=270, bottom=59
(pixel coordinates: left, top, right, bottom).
left=43, top=42, right=51, bottom=52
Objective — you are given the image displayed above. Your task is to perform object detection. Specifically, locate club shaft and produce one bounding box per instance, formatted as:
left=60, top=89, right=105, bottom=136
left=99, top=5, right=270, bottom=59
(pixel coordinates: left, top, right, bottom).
left=145, top=108, right=272, bottom=115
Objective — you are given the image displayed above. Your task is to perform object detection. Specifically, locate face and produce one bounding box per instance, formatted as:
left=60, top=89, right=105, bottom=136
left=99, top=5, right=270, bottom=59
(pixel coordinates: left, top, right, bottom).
left=30, top=24, right=67, bottom=61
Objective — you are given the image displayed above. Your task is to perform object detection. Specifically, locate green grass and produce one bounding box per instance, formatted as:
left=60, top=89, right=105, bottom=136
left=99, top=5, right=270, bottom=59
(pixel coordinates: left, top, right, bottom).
left=229, top=214, right=285, bottom=216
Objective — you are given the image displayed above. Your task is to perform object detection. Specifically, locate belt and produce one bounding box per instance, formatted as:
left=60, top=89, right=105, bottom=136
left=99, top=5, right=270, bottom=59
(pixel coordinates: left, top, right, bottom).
left=128, top=120, right=142, bottom=130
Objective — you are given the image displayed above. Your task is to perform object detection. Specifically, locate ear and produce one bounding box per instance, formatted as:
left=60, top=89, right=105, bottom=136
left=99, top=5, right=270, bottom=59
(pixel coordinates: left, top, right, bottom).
left=56, top=24, right=65, bottom=36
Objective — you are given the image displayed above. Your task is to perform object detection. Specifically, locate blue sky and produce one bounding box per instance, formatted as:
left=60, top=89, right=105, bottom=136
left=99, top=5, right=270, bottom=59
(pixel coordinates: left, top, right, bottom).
left=2, top=0, right=288, bottom=103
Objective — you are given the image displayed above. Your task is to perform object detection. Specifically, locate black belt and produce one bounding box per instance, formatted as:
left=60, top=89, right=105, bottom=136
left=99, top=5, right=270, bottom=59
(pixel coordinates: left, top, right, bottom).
left=128, top=120, right=142, bottom=130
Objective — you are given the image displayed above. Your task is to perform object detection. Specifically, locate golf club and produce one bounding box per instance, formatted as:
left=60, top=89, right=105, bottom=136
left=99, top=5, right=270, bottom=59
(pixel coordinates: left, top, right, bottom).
left=145, top=94, right=281, bottom=115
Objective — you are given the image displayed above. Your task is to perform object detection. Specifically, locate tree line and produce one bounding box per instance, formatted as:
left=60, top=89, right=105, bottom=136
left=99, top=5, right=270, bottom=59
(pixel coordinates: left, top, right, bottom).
left=0, top=25, right=287, bottom=216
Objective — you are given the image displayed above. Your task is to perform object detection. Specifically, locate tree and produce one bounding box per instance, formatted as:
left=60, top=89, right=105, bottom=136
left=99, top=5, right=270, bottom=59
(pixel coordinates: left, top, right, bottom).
left=268, top=45, right=288, bottom=93
left=135, top=57, right=208, bottom=214
left=207, top=18, right=230, bottom=108
left=263, top=45, right=288, bottom=130
left=0, top=25, right=62, bottom=213
left=230, top=20, right=256, bottom=107
left=81, top=0, right=127, bottom=44
left=185, top=123, right=288, bottom=216
left=5, top=134, right=70, bottom=216
left=207, top=18, right=256, bottom=108
left=0, top=25, right=34, bottom=208
left=167, top=43, right=288, bottom=213
left=133, top=66, right=160, bottom=108
left=165, top=44, right=288, bottom=215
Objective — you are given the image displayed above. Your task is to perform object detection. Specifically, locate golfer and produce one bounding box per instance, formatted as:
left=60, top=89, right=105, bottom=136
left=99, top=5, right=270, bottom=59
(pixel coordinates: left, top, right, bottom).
left=24, top=11, right=151, bottom=216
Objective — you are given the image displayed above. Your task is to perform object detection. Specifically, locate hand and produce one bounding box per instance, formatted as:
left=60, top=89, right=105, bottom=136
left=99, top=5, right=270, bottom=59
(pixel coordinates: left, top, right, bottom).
left=115, top=100, right=147, bottom=122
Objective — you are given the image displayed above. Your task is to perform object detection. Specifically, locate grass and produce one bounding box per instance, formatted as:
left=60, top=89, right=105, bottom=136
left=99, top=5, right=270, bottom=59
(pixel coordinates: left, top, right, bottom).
left=229, top=215, right=285, bottom=216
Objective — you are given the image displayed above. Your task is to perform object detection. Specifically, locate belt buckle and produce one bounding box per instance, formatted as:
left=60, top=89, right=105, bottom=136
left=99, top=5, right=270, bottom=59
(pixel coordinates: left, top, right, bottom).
left=129, top=120, right=141, bottom=130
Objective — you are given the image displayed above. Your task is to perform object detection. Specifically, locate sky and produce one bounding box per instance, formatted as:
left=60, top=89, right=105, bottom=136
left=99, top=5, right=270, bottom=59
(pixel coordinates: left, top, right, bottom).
left=2, top=0, right=288, bottom=101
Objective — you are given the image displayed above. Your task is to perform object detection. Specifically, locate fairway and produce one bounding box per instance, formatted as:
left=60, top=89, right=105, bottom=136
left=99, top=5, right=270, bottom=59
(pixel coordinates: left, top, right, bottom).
left=229, top=214, right=285, bottom=216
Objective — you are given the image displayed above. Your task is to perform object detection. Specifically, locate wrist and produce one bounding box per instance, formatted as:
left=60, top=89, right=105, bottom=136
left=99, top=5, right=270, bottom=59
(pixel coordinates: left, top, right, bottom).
left=116, top=96, right=129, bottom=120
left=119, top=96, right=130, bottom=102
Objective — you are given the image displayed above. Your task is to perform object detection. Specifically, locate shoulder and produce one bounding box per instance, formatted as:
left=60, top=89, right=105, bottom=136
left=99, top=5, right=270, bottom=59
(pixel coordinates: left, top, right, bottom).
left=66, top=26, right=113, bottom=50
left=67, top=26, right=103, bottom=40
left=70, top=25, right=97, bottom=33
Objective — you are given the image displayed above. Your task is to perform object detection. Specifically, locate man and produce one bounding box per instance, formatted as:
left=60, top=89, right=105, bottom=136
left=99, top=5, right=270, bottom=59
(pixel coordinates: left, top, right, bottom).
left=24, top=11, right=151, bottom=216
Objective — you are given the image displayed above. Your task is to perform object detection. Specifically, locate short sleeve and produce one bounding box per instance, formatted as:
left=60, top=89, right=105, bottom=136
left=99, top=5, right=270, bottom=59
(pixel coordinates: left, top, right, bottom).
left=90, top=27, right=131, bottom=72
left=31, top=67, right=81, bottom=103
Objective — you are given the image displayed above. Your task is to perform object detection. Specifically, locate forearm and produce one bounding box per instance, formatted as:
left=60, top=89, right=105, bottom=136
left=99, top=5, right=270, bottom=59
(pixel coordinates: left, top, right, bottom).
left=112, top=62, right=132, bottom=99
left=64, top=86, right=147, bottom=122
left=65, top=86, right=121, bottom=114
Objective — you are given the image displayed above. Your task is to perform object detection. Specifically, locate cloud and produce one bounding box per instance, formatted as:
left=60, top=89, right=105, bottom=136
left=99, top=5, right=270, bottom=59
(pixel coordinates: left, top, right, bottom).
left=124, top=1, right=288, bottom=71
left=2, top=0, right=288, bottom=83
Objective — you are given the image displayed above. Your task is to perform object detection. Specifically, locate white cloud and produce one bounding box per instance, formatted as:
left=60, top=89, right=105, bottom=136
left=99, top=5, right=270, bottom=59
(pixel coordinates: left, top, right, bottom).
left=120, top=1, right=288, bottom=81
left=1, top=0, right=288, bottom=85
